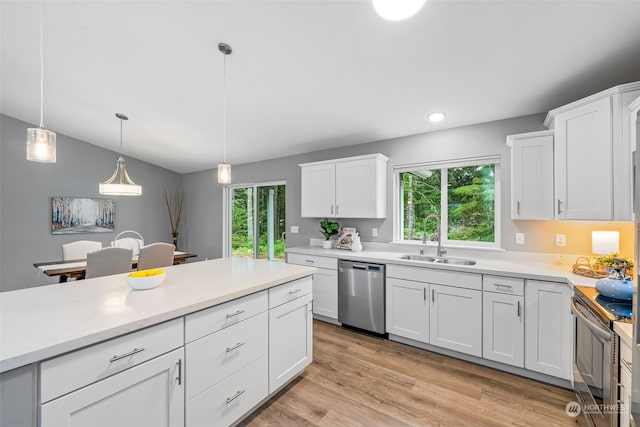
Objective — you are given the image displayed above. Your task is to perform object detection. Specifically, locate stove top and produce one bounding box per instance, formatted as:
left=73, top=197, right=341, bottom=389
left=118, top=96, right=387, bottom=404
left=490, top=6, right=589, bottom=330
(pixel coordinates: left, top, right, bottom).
left=574, top=285, right=633, bottom=325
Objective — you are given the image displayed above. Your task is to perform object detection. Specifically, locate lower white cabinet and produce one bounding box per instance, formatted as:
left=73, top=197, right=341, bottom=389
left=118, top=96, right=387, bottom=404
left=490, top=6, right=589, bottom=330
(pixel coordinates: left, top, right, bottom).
left=620, top=338, right=632, bottom=427
left=524, top=280, right=572, bottom=380
left=386, top=277, right=429, bottom=343
left=430, top=284, right=482, bottom=357
left=186, top=355, right=268, bottom=427
left=41, top=348, right=184, bottom=427
left=483, top=292, right=524, bottom=367
left=312, top=268, right=338, bottom=319
left=269, top=292, right=313, bottom=393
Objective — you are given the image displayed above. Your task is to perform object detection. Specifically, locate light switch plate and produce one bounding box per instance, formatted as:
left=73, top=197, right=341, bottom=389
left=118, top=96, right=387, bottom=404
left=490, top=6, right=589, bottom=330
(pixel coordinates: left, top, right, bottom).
left=290, top=226, right=299, bottom=233
left=372, top=228, right=378, bottom=237
left=556, top=234, right=566, bottom=247
left=515, top=233, right=525, bottom=245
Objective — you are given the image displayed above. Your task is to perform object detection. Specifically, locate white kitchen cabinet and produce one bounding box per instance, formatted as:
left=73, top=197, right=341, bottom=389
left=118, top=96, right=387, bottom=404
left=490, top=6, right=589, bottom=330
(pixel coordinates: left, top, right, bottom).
left=483, top=292, right=524, bottom=367
left=287, top=253, right=338, bottom=321
left=507, top=130, right=554, bottom=220
left=545, top=82, right=640, bottom=220
left=300, top=153, right=388, bottom=218
left=386, top=277, right=429, bottom=343
left=269, top=292, right=313, bottom=394
left=524, top=280, right=572, bottom=380
left=300, top=162, right=335, bottom=218
left=430, top=284, right=482, bottom=357
left=619, top=337, right=632, bottom=427
left=41, top=348, right=184, bottom=427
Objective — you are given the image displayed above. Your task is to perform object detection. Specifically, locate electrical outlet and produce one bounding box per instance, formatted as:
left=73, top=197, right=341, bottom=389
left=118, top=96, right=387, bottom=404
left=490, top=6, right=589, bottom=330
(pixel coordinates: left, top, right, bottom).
left=290, top=226, right=299, bottom=234
left=555, top=234, right=566, bottom=247
left=372, top=228, right=378, bottom=237
left=515, top=233, right=525, bottom=245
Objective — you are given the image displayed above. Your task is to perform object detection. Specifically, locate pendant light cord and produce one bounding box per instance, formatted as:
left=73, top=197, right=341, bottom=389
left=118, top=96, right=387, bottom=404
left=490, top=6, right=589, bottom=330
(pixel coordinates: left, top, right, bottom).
left=223, top=53, right=227, bottom=163
left=39, top=1, right=45, bottom=129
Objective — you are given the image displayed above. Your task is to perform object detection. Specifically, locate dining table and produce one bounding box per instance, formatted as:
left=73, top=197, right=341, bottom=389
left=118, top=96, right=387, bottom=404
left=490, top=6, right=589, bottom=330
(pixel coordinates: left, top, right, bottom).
left=34, top=251, right=198, bottom=282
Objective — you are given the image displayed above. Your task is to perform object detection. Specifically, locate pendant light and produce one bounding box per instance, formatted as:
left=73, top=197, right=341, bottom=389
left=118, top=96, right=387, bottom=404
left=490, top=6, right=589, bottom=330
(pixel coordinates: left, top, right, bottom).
left=217, top=42, right=232, bottom=184
left=99, top=113, right=142, bottom=196
left=373, top=0, right=426, bottom=21
left=26, top=2, right=56, bottom=163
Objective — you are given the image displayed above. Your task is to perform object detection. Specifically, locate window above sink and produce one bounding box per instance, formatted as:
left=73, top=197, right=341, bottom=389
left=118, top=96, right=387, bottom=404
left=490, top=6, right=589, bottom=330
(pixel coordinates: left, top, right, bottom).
left=394, top=156, right=501, bottom=250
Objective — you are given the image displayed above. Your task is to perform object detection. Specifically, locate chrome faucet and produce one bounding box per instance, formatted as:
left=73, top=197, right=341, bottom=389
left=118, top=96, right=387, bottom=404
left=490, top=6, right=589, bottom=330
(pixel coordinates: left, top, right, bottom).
left=422, top=214, right=447, bottom=257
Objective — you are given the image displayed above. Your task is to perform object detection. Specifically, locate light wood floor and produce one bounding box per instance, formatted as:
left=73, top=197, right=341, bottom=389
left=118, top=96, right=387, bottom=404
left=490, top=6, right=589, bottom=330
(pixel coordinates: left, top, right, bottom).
left=241, top=320, right=578, bottom=427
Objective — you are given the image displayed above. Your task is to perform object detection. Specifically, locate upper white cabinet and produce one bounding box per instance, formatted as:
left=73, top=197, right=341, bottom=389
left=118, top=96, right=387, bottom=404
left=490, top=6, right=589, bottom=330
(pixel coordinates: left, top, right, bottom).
left=507, top=130, right=554, bottom=220
left=545, top=82, right=640, bottom=220
left=300, top=153, right=389, bottom=218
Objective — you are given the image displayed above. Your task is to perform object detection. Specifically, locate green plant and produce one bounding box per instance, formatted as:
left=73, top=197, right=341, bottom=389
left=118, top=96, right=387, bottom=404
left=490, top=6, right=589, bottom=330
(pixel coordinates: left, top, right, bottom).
left=319, top=218, right=339, bottom=240
left=594, top=252, right=634, bottom=269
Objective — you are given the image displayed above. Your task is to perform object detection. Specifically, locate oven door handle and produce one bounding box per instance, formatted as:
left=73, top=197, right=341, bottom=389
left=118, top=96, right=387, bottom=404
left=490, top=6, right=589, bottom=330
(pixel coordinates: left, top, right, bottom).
left=570, top=298, right=612, bottom=342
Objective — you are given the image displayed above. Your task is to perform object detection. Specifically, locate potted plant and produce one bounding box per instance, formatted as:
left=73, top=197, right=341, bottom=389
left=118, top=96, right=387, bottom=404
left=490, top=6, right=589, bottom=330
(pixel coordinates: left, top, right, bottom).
left=319, top=218, right=339, bottom=249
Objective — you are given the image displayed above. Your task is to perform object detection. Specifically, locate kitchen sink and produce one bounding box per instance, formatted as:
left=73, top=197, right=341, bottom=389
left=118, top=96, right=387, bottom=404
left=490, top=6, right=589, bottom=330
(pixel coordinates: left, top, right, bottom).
left=400, top=254, right=477, bottom=265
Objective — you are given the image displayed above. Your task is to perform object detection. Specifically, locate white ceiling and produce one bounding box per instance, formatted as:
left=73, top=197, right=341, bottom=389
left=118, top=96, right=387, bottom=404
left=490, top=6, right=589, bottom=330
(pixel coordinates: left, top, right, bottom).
left=2, top=0, right=640, bottom=174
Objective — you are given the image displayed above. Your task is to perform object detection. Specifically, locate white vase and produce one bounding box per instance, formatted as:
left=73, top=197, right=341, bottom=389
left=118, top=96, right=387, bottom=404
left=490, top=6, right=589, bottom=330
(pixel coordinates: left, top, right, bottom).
left=321, top=240, right=332, bottom=249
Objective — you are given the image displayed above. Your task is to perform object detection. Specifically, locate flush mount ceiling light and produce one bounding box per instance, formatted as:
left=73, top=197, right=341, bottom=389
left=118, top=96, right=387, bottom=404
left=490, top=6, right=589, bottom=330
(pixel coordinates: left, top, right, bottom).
left=427, top=111, right=446, bottom=123
left=217, top=42, right=232, bottom=184
left=26, top=2, right=56, bottom=163
left=373, top=0, right=426, bottom=21
left=99, top=113, right=142, bottom=196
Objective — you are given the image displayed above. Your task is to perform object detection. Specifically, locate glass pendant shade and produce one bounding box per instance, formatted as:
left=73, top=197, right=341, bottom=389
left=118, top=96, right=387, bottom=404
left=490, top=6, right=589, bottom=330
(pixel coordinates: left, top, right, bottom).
left=217, top=163, right=232, bottom=184
left=99, top=155, right=142, bottom=196
left=373, top=0, right=426, bottom=20
left=26, top=127, right=56, bottom=162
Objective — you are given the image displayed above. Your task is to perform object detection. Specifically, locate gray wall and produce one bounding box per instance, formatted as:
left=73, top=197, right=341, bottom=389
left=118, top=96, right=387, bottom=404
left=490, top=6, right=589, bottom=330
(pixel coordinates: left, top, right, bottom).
left=181, top=113, right=552, bottom=260
left=0, top=115, right=182, bottom=291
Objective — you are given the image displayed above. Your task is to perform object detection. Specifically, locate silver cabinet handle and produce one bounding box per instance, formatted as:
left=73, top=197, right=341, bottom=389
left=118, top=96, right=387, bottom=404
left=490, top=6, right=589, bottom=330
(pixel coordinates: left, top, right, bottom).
left=336, top=205, right=339, bottom=215
left=304, top=259, right=315, bottom=263
left=226, top=390, right=245, bottom=404
left=495, top=283, right=513, bottom=289
left=289, top=288, right=302, bottom=294
left=516, top=201, right=520, bottom=216
left=431, top=289, right=435, bottom=303
left=225, top=309, right=245, bottom=319
left=226, top=342, right=245, bottom=353
left=109, top=347, right=145, bottom=363
left=423, top=288, right=426, bottom=301
left=176, top=359, right=182, bottom=385
left=331, top=205, right=334, bottom=215
left=622, top=358, right=632, bottom=372
left=557, top=199, right=563, bottom=215
left=517, top=301, right=521, bottom=318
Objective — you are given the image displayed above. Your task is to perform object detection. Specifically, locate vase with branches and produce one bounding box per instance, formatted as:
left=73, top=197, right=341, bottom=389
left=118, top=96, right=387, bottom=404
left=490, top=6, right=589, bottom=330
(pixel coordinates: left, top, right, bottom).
left=163, top=188, right=184, bottom=250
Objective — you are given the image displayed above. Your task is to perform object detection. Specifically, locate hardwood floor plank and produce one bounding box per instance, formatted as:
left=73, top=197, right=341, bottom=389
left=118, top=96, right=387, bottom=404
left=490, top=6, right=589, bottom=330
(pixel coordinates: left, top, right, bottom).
left=240, top=321, right=577, bottom=427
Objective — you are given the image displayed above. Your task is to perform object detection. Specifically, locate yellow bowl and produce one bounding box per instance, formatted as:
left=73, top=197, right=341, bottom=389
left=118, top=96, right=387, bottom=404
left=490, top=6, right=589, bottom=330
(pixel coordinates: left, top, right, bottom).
left=125, top=269, right=166, bottom=290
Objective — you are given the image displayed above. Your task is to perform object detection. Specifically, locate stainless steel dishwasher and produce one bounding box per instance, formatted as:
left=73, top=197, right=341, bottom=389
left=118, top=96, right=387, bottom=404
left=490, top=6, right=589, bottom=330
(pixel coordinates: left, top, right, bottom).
left=337, top=260, right=385, bottom=335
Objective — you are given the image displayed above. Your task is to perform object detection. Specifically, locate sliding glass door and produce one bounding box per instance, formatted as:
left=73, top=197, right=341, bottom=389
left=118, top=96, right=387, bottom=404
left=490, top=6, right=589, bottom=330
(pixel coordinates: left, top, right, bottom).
left=229, top=182, right=286, bottom=261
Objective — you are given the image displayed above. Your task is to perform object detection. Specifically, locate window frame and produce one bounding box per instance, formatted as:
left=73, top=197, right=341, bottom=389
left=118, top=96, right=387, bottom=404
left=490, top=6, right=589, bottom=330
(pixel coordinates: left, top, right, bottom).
left=393, top=156, right=501, bottom=249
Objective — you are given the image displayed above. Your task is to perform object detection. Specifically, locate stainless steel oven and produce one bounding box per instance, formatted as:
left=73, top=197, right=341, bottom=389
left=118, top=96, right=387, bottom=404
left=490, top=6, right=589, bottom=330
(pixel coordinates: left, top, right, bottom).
left=573, top=286, right=621, bottom=427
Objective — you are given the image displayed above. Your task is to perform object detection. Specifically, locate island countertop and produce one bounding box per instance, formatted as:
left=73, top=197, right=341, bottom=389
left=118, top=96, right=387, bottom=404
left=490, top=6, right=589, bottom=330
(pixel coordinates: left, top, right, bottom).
left=0, top=257, right=316, bottom=373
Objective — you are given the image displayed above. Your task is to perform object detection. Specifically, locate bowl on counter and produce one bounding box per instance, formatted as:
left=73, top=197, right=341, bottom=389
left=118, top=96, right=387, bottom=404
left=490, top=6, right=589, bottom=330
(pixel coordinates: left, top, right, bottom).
left=125, top=269, right=166, bottom=290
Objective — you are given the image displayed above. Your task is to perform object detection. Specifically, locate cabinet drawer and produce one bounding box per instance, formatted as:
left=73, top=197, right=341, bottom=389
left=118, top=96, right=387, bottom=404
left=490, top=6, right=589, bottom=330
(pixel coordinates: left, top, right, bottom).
left=621, top=339, right=632, bottom=372
left=483, top=275, right=524, bottom=296
left=186, top=354, right=268, bottom=427
left=186, top=312, right=268, bottom=400
left=287, top=253, right=337, bottom=270
left=268, top=276, right=313, bottom=309
left=185, top=290, right=268, bottom=343
left=387, top=264, right=481, bottom=291
left=40, top=318, right=183, bottom=403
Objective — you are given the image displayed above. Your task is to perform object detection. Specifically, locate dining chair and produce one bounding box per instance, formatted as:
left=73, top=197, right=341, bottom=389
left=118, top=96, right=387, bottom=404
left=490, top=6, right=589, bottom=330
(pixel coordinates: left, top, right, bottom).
left=111, top=230, right=144, bottom=256
left=85, top=247, right=133, bottom=279
left=62, top=240, right=103, bottom=261
left=137, top=243, right=176, bottom=270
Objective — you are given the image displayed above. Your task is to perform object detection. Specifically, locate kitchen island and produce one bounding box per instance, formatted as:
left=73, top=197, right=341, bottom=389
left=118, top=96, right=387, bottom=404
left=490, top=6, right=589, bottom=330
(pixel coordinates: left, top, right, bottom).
left=0, top=257, right=316, bottom=427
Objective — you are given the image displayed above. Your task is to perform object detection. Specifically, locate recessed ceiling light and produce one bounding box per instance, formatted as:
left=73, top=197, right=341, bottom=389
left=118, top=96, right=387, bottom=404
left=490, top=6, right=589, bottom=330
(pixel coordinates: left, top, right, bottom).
left=427, top=111, right=446, bottom=123
left=373, top=0, right=426, bottom=21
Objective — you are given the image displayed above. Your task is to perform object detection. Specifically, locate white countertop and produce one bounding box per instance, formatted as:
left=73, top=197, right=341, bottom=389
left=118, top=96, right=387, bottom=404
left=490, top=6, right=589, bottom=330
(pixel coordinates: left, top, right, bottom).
left=286, top=245, right=598, bottom=288
left=0, top=257, right=316, bottom=373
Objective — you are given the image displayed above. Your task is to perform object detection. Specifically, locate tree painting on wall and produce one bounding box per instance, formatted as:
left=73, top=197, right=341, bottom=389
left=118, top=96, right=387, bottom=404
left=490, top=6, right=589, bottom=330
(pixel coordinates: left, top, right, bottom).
left=51, top=197, right=115, bottom=234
